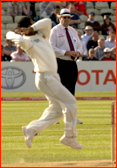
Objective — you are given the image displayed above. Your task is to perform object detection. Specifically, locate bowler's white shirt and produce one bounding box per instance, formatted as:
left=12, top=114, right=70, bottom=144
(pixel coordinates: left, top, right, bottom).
left=6, top=18, right=57, bottom=73
left=50, top=23, right=82, bottom=61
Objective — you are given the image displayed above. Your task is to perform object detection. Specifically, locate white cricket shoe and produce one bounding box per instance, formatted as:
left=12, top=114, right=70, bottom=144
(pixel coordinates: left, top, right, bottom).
left=77, top=119, right=83, bottom=124
left=22, top=126, right=34, bottom=148
left=60, top=135, right=83, bottom=150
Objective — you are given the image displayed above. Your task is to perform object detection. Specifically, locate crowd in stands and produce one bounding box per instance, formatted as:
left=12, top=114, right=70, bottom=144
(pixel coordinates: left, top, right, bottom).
left=1, top=1, right=116, bottom=62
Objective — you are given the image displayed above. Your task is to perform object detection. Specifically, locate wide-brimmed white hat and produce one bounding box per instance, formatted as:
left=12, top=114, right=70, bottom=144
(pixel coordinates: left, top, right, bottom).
left=104, top=48, right=111, bottom=52
left=84, top=26, right=93, bottom=30
left=57, top=8, right=73, bottom=18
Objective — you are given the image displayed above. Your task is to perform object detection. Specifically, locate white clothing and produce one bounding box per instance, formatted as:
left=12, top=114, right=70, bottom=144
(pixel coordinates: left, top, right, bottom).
left=81, top=33, right=92, bottom=43
left=6, top=18, right=78, bottom=138
left=87, top=18, right=95, bottom=23
left=104, top=38, right=116, bottom=49
left=11, top=51, right=30, bottom=61
left=28, top=72, right=77, bottom=137
left=6, top=18, right=57, bottom=73
left=50, top=23, right=82, bottom=61
left=81, top=40, right=87, bottom=55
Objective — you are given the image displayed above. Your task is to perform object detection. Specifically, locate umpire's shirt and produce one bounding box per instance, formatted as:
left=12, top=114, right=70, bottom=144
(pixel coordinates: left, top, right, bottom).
left=50, top=23, right=82, bottom=95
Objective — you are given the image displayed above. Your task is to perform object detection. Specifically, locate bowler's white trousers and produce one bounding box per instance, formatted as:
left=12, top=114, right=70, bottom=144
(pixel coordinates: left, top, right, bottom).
left=26, top=72, right=78, bottom=137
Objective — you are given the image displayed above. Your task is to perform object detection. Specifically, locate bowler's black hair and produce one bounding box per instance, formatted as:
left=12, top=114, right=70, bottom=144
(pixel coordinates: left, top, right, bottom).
left=17, top=16, right=32, bottom=28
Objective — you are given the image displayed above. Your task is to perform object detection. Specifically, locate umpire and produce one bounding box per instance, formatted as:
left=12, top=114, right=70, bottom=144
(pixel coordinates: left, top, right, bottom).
left=50, top=8, right=83, bottom=124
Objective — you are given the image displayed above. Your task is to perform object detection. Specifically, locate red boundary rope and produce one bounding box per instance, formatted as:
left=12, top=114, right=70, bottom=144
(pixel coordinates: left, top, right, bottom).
left=1, top=97, right=116, bottom=101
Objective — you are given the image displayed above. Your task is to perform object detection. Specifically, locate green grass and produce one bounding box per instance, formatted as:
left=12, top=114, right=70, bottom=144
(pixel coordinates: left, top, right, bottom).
left=1, top=91, right=116, bottom=165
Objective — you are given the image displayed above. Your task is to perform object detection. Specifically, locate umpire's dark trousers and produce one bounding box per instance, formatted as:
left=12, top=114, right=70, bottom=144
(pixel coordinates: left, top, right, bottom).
left=57, top=58, right=78, bottom=96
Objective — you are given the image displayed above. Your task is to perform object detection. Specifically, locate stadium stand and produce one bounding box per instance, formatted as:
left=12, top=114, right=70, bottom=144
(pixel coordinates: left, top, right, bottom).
left=1, top=40, right=6, bottom=45
left=1, top=2, right=8, bottom=11
left=110, top=16, right=116, bottom=22
left=1, top=16, right=13, bottom=24
left=111, top=2, right=116, bottom=10
left=14, top=16, right=24, bottom=23
left=35, top=2, right=40, bottom=18
left=35, top=2, right=40, bottom=11
left=86, top=1, right=94, bottom=9
left=95, top=2, right=109, bottom=10
left=87, top=8, right=99, bottom=15
left=1, top=23, right=6, bottom=29
left=100, top=8, right=114, bottom=16
left=77, top=29, right=84, bottom=35
left=95, top=15, right=103, bottom=22
left=6, top=23, right=17, bottom=30
left=1, top=29, right=8, bottom=38
left=1, top=9, right=6, bottom=15
left=79, top=15, right=88, bottom=22
left=113, top=10, right=116, bottom=15
left=1, top=35, right=5, bottom=41
left=79, top=22, right=85, bottom=29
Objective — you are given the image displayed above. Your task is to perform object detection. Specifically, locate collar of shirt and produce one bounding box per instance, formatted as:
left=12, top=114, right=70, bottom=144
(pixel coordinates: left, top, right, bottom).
left=60, top=23, right=70, bottom=31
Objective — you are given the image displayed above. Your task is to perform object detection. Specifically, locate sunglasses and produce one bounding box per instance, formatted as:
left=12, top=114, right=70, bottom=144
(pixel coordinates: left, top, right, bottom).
left=62, top=16, right=70, bottom=19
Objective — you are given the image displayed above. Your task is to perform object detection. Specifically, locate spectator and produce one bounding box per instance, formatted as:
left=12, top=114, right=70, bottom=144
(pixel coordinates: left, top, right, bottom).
left=10, top=46, right=30, bottom=62
left=1, top=45, right=12, bottom=62
left=81, top=26, right=93, bottom=43
left=40, top=1, right=56, bottom=18
left=67, top=3, right=81, bottom=29
left=4, top=39, right=16, bottom=58
left=72, top=1, right=87, bottom=16
left=29, top=1, right=36, bottom=19
left=111, top=40, right=116, bottom=59
left=77, top=30, right=87, bottom=59
left=50, top=6, right=60, bottom=28
left=100, top=48, right=116, bottom=61
left=101, top=15, right=116, bottom=36
left=7, top=1, right=22, bottom=22
left=85, top=12, right=101, bottom=32
left=83, top=1, right=87, bottom=7
left=83, top=48, right=98, bottom=61
left=105, top=31, right=116, bottom=49
left=19, top=1, right=32, bottom=16
left=86, top=31, right=99, bottom=51
left=94, top=38, right=105, bottom=60
left=107, top=25, right=116, bottom=35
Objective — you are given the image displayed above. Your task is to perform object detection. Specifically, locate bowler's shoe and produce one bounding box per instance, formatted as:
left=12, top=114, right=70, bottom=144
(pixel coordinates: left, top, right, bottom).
left=60, top=135, right=83, bottom=150
left=22, top=126, right=34, bottom=148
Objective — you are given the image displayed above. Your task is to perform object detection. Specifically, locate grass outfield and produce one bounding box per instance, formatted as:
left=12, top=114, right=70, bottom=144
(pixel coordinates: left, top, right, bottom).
left=1, top=91, right=116, bottom=167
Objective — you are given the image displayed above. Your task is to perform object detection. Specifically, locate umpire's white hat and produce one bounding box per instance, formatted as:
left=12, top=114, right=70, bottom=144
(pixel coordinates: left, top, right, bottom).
left=57, top=9, right=73, bottom=18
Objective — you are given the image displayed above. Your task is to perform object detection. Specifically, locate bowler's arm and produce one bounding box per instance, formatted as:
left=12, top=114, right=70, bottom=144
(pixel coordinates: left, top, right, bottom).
left=31, top=18, right=52, bottom=39
left=6, top=31, right=32, bottom=51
